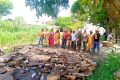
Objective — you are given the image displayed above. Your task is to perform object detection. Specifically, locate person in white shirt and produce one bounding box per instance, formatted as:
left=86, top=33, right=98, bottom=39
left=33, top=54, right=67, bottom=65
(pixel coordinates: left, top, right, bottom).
left=107, top=33, right=113, bottom=42
left=71, top=31, right=77, bottom=50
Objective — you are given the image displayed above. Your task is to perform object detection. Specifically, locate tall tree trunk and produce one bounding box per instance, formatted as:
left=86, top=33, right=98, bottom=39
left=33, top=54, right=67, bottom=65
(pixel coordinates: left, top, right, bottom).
left=103, top=0, right=120, bottom=43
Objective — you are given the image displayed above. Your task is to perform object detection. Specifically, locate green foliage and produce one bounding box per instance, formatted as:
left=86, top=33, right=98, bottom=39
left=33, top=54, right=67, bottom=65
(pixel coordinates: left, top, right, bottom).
left=55, top=17, right=71, bottom=28
left=89, top=7, right=108, bottom=27
left=0, top=0, right=13, bottom=16
left=118, top=21, right=120, bottom=29
left=88, top=0, right=107, bottom=27
left=86, top=53, right=120, bottom=80
left=81, top=0, right=104, bottom=8
left=25, top=0, right=69, bottom=18
left=71, top=0, right=85, bottom=14
left=55, top=17, right=83, bottom=30
left=71, top=0, right=108, bottom=27
left=71, top=0, right=90, bottom=24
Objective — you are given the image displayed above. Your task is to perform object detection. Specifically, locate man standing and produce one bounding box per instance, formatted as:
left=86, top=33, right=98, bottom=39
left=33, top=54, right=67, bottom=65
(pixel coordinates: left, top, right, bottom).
left=38, top=29, right=44, bottom=46
left=71, top=31, right=77, bottom=50
left=93, top=30, right=101, bottom=53
left=82, top=30, right=88, bottom=51
left=62, top=30, right=68, bottom=48
left=67, top=29, right=72, bottom=49
left=76, top=30, right=82, bottom=51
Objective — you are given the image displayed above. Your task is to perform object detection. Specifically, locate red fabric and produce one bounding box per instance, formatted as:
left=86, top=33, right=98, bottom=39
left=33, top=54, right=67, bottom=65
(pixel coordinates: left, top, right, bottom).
left=49, top=32, right=54, bottom=46
left=67, top=32, right=71, bottom=40
left=63, top=32, right=68, bottom=39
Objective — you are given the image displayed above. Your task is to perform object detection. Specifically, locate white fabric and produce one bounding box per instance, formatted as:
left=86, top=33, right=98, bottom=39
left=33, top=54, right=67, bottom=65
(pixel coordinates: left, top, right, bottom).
left=107, top=34, right=112, bottom=41
left=72, top=33, right=76, bottom=41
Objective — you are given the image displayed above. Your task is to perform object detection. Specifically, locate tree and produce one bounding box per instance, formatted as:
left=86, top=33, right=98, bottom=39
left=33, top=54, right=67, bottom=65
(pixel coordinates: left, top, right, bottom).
left=25, top=0, right=69, bottom=18
left=79, top=0, right=120, bottom=27
left=73, top=0, right=120, bottom=42
left=89, top=8, right=108, bottom=27
left=55, top=17, right=71, bottom=28
left=80, top=0, right=104, bottom=8
left=0, top=0, right=13, bottom=17
left=71, top=0, right=85, bottom=14
left=71, top=0, right=89, bottom=22
left=71, top=0, right=108, bottom=27
left=55, top=16, right=83, bottom=30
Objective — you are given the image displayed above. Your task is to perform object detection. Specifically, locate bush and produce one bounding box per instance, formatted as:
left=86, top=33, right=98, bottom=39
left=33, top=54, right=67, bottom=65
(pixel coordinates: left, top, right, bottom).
left=0, top=21, right=42, bottom=52
left=86, top=53, right=120, bottom=80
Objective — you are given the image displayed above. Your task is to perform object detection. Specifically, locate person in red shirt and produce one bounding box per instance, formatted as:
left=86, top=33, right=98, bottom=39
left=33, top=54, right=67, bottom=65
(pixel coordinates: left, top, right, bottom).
left=62, top=30, right=68, bottom=48
left=49, top=29, right=54, bottom=47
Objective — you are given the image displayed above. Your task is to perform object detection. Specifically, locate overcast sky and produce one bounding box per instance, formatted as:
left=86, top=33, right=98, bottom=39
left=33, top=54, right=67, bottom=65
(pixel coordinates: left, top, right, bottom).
left=3, top=0, right=75, bottom=23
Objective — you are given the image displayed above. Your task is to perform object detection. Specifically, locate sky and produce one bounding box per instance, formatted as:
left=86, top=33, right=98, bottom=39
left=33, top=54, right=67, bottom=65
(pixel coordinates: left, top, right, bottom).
left=3, top=0, right=75, bottom=23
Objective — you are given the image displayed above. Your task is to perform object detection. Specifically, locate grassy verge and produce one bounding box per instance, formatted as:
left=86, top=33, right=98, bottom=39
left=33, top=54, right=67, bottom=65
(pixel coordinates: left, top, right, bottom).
left=0, top=21, right=42, bottom=52
left=86, top=53, right=120, bottom=80
left=0, top=30, right=39, bottom=52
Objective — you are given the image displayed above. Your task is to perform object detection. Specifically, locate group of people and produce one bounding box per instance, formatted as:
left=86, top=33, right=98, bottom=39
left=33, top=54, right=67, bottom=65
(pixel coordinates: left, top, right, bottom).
left=38, top=28, right=60, bottom=47
left=38, top=28, right=101, bottom=53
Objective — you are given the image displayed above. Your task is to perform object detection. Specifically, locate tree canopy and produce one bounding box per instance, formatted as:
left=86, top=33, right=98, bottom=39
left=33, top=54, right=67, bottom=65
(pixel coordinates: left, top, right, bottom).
left=25, top=0, right=69, bottom=18
left=71, top=0, right=108, bottom=27
left=0, top=0, right=13, bottom=16
left=55, top=16, right=84, bottom=30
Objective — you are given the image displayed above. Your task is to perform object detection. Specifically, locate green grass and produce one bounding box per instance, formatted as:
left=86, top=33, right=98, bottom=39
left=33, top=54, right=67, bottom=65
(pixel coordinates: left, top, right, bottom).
left=86, top=53, right=120, bottom=80
left=0, top=21, right=42, bottom=52
left=0, top=31, right=39, bottom=52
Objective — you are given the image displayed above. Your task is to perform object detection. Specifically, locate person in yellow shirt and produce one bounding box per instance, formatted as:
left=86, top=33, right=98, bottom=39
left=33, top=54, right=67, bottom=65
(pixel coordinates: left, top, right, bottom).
left=54, top=30, right=60, bottom=47
left=44, top=28, right=49, bottom=47
left=67, top=29, right=72, bottom=49
left=38, top=29, right=44, bottom=46
left=88, top=31, right=93, bottom=52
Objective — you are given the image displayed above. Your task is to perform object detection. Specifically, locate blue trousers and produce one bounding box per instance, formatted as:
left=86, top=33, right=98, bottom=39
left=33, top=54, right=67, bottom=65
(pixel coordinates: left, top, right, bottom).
left=38, top=37, right=43, bottom=45
left=93, top=41, right=100, bottom=53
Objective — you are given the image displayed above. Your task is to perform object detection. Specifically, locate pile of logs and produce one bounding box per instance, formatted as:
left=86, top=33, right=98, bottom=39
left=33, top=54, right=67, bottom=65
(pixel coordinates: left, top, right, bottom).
left=0, top=45, right=96, bottom=80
